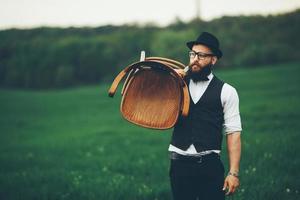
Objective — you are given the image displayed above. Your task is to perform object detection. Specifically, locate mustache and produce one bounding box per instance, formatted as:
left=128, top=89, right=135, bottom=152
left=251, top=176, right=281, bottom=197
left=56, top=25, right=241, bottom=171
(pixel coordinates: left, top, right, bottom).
left=188, top=61, right=201, bottom=68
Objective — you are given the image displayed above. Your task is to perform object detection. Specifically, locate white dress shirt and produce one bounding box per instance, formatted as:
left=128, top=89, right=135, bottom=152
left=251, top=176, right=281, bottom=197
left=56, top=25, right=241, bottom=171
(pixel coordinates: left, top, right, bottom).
left=168, top=73, right=242, bottom=155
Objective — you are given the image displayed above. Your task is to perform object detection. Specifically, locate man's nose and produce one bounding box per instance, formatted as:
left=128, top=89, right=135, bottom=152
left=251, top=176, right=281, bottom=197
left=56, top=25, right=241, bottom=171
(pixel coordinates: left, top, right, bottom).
left=191, top=56, right=199, bottom=62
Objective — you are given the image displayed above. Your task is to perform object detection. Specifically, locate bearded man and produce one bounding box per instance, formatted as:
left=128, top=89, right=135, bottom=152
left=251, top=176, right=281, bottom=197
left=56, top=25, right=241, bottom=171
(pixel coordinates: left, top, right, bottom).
left=169, top=32, right=242, bottom=200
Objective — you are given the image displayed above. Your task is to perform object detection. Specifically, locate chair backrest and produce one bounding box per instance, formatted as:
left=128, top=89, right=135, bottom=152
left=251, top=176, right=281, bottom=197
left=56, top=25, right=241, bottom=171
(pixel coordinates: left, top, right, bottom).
left=108, top=57, right=190, bottom=130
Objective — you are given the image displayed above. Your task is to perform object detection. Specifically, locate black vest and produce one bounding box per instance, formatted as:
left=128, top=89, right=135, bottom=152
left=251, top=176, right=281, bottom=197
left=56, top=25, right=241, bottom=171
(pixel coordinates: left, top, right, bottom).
left=171, top=75, right=225, bottom=152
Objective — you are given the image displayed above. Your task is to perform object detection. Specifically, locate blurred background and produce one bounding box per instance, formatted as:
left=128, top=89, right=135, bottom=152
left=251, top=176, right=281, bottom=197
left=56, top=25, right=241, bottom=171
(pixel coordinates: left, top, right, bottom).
left=0, top=0, right=299, bottom=199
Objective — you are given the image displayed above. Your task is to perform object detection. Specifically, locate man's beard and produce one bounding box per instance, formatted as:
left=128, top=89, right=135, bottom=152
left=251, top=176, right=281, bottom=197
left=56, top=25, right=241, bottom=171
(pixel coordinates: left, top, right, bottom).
left=186, top=62, right=213, bottom=82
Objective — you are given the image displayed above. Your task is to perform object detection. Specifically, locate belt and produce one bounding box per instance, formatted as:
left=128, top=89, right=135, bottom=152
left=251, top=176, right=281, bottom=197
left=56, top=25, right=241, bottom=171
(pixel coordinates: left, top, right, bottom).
left=169, top=152, right=220, bottom=163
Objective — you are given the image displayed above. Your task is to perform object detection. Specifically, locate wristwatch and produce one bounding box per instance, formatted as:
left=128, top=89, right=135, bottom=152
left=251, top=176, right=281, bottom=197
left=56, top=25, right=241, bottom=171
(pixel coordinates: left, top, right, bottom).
left=228, top=171, right=239, bottom=178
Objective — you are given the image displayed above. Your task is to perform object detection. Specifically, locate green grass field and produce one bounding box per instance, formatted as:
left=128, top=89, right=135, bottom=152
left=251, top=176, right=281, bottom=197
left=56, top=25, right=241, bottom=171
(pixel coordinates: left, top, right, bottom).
left=0, top=63, right=300, bottom=200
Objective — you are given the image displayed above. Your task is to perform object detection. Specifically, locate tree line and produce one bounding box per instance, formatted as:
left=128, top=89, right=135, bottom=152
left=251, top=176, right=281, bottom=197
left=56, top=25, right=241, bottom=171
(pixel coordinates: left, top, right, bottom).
left=0, top=9, right=299, bottom=89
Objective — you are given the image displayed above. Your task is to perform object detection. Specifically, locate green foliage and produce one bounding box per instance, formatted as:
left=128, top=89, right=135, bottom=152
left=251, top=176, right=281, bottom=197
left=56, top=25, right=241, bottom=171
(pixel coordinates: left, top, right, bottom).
left=150, top=29, right=195, bottom=63
left=0, top=10, right=299, bottom=88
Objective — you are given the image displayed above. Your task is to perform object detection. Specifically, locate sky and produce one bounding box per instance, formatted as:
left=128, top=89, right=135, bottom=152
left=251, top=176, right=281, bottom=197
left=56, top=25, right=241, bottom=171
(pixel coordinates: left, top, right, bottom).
left=0, top=0, right=300, bottom=29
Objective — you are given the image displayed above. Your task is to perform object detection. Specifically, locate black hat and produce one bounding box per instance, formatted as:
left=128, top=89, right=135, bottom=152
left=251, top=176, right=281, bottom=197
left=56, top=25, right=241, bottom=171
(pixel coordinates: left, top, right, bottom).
left=186, top=32, right=223, bottom=59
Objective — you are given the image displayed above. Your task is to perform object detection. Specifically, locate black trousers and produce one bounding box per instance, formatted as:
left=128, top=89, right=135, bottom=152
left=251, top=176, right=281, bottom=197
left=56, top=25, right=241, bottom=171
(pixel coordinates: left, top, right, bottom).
left=169, top=153, right=225, bottom=200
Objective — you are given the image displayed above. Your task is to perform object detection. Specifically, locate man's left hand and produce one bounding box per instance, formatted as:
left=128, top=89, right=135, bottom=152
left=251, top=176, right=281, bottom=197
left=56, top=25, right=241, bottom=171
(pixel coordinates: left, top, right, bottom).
left=222, top=175, right=240, bottom=195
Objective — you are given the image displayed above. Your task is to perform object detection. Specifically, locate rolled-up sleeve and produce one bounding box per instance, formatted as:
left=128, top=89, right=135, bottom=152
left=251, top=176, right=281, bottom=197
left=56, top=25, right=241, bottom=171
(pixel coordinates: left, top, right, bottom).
left=221, top=83, right=242, bottom=134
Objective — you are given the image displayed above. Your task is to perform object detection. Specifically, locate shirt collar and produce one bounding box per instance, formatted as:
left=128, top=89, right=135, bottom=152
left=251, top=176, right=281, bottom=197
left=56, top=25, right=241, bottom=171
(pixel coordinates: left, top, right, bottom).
left=207, top=72, right=214, bottom=80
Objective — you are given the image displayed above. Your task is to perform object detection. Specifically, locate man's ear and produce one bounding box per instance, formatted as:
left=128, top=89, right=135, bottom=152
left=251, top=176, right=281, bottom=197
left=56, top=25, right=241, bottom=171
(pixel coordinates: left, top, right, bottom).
left=212, top=56, right=218, bottom=65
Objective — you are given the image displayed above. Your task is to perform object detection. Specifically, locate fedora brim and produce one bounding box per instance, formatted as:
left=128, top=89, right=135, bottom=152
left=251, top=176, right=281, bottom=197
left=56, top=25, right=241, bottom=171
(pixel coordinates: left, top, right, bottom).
left=186, top=41, right=223, bottom=59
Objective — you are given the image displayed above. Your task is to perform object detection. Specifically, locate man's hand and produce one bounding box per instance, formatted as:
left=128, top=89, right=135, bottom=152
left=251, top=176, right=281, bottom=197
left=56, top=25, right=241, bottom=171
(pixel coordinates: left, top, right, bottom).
left=223, top=174, right=240, bottom=195
left=174, top=69, right=186, bottom=78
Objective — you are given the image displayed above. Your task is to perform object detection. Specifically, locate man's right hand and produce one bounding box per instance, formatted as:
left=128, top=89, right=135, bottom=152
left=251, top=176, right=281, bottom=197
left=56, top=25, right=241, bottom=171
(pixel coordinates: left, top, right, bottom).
left=174, top=69, right=186, bottom=78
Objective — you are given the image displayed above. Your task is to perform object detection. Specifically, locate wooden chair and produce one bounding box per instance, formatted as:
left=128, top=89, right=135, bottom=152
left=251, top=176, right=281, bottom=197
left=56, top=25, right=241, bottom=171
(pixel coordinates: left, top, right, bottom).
left=108, top=55, right=190, bottom=130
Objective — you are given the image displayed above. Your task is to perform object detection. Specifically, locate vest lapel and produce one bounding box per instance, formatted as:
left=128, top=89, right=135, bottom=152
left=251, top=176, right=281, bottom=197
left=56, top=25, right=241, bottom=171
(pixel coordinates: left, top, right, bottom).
left=188, top=75, right=216, bottom=105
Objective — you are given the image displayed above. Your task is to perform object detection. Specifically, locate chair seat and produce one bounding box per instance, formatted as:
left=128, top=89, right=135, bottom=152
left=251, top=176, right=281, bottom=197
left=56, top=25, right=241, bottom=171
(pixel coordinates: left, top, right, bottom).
left=121, top=68, right=182, bottom=129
